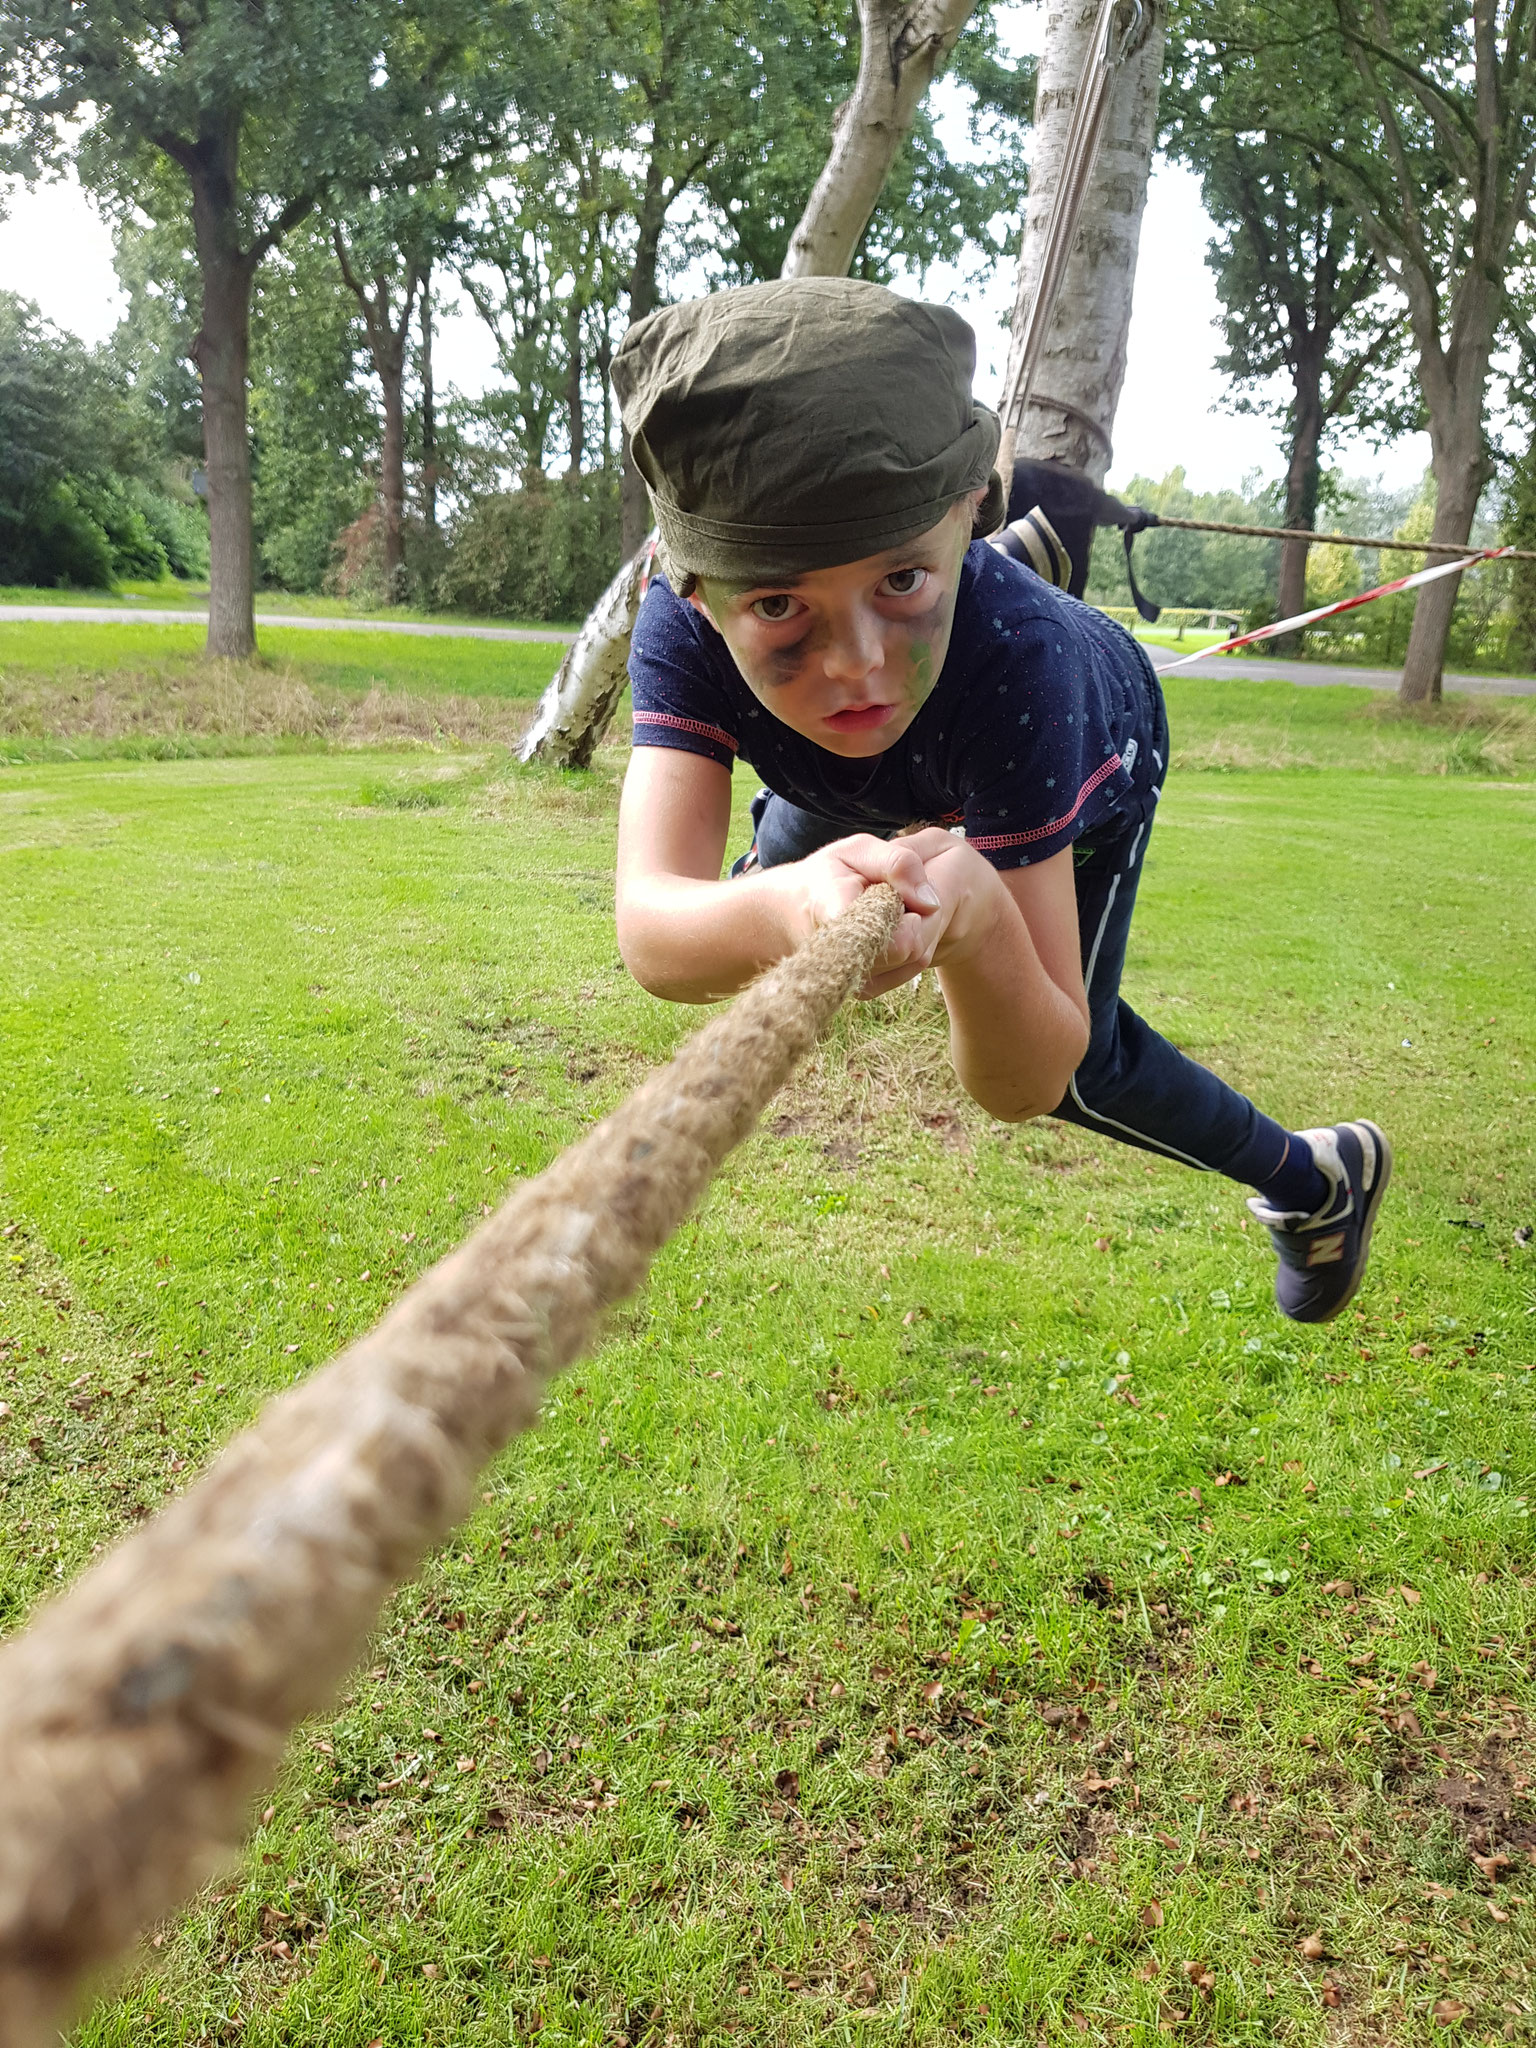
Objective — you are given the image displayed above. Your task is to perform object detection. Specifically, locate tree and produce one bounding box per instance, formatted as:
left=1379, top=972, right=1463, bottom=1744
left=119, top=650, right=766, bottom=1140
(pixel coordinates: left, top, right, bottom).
left=1210, top=157, right=1405, bottom=639
left=999, top=0, right=1166, bottom=487
left=249, top=226, right=376, bottom=595
left=0, top=290, right=207, bottom=586
left=0, top=0, right=512, bottom=657
left=519, top=0, right=1004, bottom=765
left=1160, top=112, right=1408, bottom=640
left=1171, top=0, right=1536, bottom=703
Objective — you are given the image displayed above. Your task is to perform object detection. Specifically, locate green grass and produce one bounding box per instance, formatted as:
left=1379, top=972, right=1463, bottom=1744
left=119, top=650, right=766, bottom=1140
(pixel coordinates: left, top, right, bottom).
left=2, top=692, right=1536, bottom=2045
left=0, top=622, right=567, bottom=764
left=0, top=620, right=565, bottom=699
left=0, top=578, right=572, bottom=631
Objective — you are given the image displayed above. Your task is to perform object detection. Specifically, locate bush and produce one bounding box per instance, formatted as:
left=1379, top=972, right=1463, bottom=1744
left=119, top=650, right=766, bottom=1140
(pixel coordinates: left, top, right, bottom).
left=0, top=479, right=115, bottom=588
left=437, top=476, right=620, bottom=622
left=129, top=480, right=209, bottom=581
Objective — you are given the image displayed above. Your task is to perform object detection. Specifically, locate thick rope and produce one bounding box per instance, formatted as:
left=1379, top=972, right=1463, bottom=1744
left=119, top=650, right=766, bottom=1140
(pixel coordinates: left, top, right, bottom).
left=0, top=885, right=902, bottom=2048
left=1147, top=514, right=1536, bottom=560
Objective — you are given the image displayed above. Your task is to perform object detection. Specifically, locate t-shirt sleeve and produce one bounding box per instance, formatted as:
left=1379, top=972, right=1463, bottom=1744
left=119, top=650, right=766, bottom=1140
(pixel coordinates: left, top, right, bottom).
left=627, top=580, right=741, bottom=772
left=956, top=610, right=1134, bottom=870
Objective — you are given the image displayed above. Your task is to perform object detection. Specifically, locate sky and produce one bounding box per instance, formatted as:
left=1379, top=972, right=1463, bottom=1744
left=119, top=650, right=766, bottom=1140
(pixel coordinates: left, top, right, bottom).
left=0, top=119, right=1432, bottom=503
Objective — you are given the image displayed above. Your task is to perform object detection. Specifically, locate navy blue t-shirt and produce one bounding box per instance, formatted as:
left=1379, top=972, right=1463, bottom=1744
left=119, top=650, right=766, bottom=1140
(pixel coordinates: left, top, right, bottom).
left=628, top=541, right=1160, bottom=869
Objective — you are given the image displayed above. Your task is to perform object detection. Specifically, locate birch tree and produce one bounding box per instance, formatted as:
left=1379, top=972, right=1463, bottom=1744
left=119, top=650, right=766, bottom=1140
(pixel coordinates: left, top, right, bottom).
left=998, top=0, right=1165, bottom=489
left=521, top=0, right=988, bottom=767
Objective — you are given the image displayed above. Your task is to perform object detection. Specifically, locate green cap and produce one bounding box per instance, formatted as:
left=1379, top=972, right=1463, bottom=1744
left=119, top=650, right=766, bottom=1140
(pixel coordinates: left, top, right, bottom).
left=611, top=278, right=1003, bottom=590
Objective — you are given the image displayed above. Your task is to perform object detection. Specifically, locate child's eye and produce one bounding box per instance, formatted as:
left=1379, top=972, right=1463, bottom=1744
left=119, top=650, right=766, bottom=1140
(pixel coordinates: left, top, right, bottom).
left=749, top=593, right=804, bottom=622
left=881, top=567, right=929, bottom=597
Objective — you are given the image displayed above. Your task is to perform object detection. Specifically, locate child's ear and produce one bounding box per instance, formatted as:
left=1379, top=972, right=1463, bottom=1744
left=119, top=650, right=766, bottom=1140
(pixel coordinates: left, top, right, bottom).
left=687, top=588, right=719, bottom=630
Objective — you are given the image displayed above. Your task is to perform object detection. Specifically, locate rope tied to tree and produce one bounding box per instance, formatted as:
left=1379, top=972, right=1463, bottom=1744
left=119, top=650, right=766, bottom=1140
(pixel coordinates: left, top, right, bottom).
left=0, top=884, right=902, bottom=2048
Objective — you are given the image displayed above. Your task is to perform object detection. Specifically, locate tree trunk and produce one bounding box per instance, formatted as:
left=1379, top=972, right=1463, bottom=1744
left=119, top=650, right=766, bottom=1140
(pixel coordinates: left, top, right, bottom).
left=566, top=299, right=585, bottom=481
left=1004, top=0, right=1164, bottom=487
left=1396, top=280, right=1496, bottom=705
left=522, top=0, right=980, bottom=765
left=421, top=271, right=438, bottom=536
left=1399, top=440, right=1485, bottom=706
left=1274, top=362, right=1324, bottom=650
left=782, top=0, right=980, bottom=279
left=620, top=178, right=666, bottom=559
left=378, top=325, right=408, bottom=596
left=188, top=116, right=258, bottom=661
left=517, top=550, right=649, bottom=767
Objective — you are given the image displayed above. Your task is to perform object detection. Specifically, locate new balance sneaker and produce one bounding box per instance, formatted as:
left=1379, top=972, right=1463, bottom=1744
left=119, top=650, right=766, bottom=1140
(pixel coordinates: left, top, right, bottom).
left=1247, top=1121, right=1392, bottom=1324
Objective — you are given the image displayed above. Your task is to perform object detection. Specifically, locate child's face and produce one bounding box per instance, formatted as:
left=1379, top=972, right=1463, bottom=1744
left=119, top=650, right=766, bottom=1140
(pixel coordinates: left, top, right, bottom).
left=688, top=498, right=976, bottom=759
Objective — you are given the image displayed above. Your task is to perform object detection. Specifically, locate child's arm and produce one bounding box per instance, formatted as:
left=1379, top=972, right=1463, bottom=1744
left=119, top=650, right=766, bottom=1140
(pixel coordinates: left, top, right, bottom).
left=864, top=828, right=1091, bottom=1123
left=615, top=748, right=942, bottom=1002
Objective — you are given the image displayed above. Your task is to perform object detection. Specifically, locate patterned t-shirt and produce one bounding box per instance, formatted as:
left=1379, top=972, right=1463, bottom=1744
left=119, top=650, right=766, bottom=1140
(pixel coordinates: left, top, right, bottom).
left=628, top=541, right=1159, bottom=869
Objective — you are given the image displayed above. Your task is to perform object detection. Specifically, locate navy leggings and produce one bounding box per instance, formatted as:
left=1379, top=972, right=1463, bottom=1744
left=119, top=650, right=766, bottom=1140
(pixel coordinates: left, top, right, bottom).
left=747, top=764, right=1288, bottom=1185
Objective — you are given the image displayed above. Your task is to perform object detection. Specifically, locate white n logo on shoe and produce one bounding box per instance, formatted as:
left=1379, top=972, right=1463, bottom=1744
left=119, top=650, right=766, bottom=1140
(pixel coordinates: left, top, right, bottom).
left=1306, top=1231, right=1347, bottom=1267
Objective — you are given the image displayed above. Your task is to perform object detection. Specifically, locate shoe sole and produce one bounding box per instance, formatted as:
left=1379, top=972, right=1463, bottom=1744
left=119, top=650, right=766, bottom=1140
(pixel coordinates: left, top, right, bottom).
left=1305, top=1120, right=1393, bottom=1324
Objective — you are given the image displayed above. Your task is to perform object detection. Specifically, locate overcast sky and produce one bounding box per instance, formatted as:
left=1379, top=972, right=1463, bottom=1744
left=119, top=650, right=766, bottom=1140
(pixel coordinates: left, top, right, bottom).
left=0, top=124, right=1431, bottom=503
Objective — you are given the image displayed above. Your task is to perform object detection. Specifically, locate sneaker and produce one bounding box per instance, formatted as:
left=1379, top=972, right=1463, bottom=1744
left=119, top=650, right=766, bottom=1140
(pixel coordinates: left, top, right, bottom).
left=1247, top=1121, right=1392, bottom=1324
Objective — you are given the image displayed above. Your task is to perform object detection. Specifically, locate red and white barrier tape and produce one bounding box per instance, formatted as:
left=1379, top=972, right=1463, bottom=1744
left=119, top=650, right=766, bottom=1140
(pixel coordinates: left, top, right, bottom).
left=1154, top=546, right=1514, bottom=673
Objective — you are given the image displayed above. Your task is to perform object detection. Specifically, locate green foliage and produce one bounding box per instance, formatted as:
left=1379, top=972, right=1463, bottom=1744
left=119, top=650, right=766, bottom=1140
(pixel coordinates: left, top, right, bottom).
left=437, top=476, right=621, bottom=622
left=0, top=289, right=205, bottom=587
left=1162, top=30, right=1411, bottom=535
left=250, top=228, right=376, bottom=593
left=1085, top=468, right=1281, bottom=613
left=1503, top=439, right=1536, bottom=671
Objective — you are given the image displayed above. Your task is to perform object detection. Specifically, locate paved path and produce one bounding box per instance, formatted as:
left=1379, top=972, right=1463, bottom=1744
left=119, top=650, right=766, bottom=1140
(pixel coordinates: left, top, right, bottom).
left=0, top=604, right=576, bottom=645
left=1148, top=649, right=1536, bottom=696
left=2, top=602, right=1531, bottom=692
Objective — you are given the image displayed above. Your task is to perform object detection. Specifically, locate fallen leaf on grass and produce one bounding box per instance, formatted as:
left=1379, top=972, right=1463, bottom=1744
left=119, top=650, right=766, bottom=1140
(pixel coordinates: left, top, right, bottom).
left=1154, top=1831, right=1182, bottom=1851
left=1298, top=1931, right=1326, bottom=1961
left=1431, top=1997, right=1470, bottom=2025
left=1183, top=1962, right=1215, bottom=1994
left=1320, top=1979, right=1342, bottom=2008
left=1134, top=1958, right=1161, bottom=1981
left=1472, top=1851, right=1513, bottom=1880
left=1487, top=1902, right=1510, bottom=1923
left=921, top=1679, right=944, bottom=1704
left=774, top=1768, right=801, bottom=1803
left=1322, top=1580, right=1356, bottom=1597
left=1400, top=1584, right=1423, bottom=1606
left=1140, top=1899, right=1165, bottom=1929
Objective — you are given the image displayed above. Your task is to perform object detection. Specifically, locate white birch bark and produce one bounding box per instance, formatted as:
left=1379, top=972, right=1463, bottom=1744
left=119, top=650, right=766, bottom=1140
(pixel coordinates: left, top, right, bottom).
left=519, top=0, right=979, bottom=767
left=1001, top=0, right=1164, bottom=488
left=516, top=548, right=649, bottom=768
left=783, top=0, right=982, bottom=279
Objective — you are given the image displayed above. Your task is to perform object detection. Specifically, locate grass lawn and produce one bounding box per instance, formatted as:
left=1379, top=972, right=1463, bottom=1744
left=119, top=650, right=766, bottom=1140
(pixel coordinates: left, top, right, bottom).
left=1, top=688, right=1535, bottom=2045
left=0, top=621, right=566, bottom=764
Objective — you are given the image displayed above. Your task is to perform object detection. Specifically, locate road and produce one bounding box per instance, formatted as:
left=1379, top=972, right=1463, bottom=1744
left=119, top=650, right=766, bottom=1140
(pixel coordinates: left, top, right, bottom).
left=0, top=604, right=576, bottom=645
left=1147, top=649, right=1536, bottom=695
left=2, top=603, right=1533, bottom=693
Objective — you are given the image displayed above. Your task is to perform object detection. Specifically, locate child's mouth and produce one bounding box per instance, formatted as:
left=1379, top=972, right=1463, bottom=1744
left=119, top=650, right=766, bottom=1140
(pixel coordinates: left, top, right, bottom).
left=824, top=701, right=897, bottom=734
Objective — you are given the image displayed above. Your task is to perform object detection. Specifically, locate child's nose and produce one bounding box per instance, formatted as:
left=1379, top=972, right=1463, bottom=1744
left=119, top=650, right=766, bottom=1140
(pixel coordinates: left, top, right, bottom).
left=820, top=608, right=884, bottom=682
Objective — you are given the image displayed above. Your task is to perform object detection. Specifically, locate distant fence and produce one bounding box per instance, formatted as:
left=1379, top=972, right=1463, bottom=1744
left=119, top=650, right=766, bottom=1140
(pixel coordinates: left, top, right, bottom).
left=1094, top=605, right=1244, bottom=639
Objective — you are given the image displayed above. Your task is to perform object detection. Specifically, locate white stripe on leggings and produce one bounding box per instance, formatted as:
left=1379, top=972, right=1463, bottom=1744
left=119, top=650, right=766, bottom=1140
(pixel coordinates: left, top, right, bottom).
left=1067, top=810, right=1213, bottom=1172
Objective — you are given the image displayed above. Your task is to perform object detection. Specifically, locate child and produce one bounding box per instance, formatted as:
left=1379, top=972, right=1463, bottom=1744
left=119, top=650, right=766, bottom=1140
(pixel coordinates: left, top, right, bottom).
left=609, top=278, right=1389, bottom=1324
